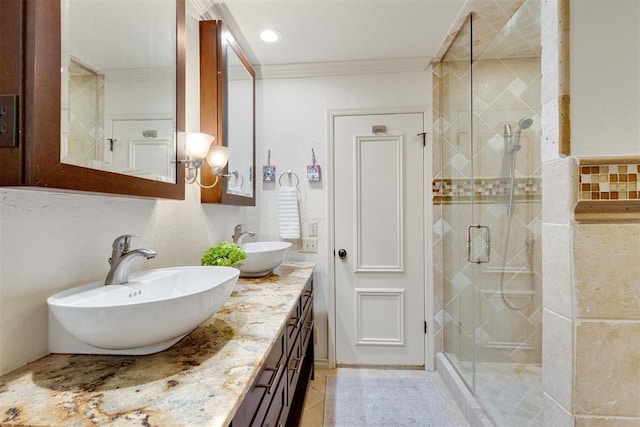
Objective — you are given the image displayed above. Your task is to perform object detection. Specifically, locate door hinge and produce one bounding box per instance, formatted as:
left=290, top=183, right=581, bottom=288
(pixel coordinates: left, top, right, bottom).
left=424, top=321, right=428, bottom=334
left=417, top=132, right=427, bottom=147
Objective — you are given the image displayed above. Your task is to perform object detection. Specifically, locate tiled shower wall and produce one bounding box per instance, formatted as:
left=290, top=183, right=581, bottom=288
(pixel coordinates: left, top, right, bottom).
left=433, top=0, right=640, bottom=424
left=67, top=61, right=104, bottom=167
left=433, top=54, right=542, bottom=365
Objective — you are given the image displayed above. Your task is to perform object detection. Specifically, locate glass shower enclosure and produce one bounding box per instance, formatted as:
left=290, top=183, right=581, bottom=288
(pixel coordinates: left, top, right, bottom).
left=436, top=1, right=543, bottom=425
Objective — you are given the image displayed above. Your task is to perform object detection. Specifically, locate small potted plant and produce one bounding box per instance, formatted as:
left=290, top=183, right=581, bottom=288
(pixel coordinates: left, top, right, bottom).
left=201, top=241, right=247, bottom=267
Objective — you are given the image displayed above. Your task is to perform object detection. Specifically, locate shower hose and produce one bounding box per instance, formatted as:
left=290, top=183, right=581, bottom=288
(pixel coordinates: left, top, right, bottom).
left=500, top=140, right=535, bottom=312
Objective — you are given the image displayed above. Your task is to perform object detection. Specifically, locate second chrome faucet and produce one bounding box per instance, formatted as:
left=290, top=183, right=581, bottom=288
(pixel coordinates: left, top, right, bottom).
left=232, top=224, right=255, bottom=245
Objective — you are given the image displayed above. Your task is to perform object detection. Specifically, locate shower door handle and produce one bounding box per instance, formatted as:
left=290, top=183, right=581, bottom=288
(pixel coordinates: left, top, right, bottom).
left=466, top=225, right=491, bottom=264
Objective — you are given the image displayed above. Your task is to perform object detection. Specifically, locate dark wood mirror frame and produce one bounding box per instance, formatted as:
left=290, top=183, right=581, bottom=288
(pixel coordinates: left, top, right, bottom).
left=199, top=20, right=256, bottom=206
left=0, top=0, right=186, bottom=200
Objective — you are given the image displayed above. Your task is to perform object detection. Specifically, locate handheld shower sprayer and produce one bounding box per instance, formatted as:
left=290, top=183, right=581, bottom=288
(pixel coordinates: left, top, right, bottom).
left=504, top=118, right=533, bottom=153
left=500, top=116, right=536, bottom=311
left=503, top=124, right=513, bottom=138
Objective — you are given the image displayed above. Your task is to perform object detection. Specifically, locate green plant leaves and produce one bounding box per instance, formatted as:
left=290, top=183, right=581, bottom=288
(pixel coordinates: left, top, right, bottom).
left=201, top=241, right=247, bottom=267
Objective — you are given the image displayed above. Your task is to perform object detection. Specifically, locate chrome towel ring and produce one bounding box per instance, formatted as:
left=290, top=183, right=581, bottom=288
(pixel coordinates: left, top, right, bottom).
left=278, top=170, right=300, bottom=187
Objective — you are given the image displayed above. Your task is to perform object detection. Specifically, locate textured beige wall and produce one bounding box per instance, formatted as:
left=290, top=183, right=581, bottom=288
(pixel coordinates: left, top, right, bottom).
left=573, top=224, right=640, bottom=422
left=540, top=0, right=576, bottom=424
left=542, top=0, right=640, bottom=425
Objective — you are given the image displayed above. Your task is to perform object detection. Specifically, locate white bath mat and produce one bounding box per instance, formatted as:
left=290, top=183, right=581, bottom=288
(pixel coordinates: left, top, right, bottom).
left=324, top=376, right=457, bottom=426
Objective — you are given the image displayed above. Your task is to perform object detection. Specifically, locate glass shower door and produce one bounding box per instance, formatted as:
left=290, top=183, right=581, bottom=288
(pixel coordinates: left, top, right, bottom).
left=470, top=0, right=543, bottom=424
left=440, top=14, right=475, bottom=390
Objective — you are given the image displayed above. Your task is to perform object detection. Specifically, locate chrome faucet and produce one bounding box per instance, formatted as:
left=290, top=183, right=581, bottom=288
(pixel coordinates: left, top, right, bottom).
left=232, top=224, right=255, bottom=245
left=105, top=235, right=157, bottom=285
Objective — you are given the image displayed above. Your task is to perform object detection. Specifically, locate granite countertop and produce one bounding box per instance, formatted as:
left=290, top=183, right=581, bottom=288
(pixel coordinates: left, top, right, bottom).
left=0, top=263, right=315, bottom=427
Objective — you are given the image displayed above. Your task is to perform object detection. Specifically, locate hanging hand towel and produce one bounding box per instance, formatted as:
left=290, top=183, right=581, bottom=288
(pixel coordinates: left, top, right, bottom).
left=278, top=186, right=301, bottom=239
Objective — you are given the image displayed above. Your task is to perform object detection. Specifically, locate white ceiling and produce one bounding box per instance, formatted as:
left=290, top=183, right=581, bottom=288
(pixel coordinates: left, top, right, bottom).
left=195, top=0, right=466, bottom=69
left=68, top=0, right=175, bottom=70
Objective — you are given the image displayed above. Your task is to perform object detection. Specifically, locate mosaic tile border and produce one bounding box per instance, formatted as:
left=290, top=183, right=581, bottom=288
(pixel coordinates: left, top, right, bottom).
left=433, top=177, right=541, bottom=204
left=575, top=157, right=640, bottom=222
left=579, top=163, right=639, bottom=201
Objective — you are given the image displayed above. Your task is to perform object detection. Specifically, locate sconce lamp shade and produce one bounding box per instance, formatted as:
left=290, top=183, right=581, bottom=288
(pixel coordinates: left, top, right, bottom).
left=206, top=146, right=230, bottom=175
left=185, top=132, right=215, bottom=160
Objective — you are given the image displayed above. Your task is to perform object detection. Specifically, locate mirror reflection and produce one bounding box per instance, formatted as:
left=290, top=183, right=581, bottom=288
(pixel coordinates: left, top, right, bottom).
left=225, top=43, right=254, bottom=198
left=61, top=0, right=177, bottom=183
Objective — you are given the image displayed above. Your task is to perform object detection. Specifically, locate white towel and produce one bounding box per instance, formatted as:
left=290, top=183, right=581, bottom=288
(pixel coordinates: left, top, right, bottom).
left=278, top=186, right=300, bottom=239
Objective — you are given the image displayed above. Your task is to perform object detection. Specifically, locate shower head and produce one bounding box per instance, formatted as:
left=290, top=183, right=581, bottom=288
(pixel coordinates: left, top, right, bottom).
left=518, top=118, right=533, bottom=130
left=513, top=117, right=533, bottom=149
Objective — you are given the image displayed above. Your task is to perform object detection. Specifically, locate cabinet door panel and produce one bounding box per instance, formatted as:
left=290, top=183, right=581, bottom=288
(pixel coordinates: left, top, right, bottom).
left=261, top=369, right=287, bottom=427
left=232, top=332, right=285, bottom=426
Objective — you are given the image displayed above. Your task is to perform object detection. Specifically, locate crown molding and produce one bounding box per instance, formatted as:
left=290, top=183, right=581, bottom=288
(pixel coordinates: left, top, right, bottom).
left=186, top=1, right=432, bottom=79
left=255, top=56, right=432, bottom=80
left=188, top=0, right=214, bottom=19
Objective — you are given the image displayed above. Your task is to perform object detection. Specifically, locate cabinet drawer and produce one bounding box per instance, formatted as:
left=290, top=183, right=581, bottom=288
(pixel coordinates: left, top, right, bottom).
left=301, top=307, right=314, bottom=351
left=232, top=332, right=286, bottom=427
left=287, top=278, right=313, bottom=356
left=286, top=299, right=301, bottom=357
left=287, top=329, right=303, bottom=404
left=301, top=278, right=313, bottom=314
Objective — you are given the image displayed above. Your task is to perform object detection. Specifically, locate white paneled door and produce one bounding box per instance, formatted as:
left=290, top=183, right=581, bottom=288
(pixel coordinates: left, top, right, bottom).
left=107, top=119, right=174, bottom=181
left=334, top=112, right=425, bottom=366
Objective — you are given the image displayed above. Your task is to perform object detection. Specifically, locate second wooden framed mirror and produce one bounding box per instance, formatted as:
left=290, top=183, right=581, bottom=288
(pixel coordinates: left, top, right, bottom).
left=199, top=20, right=256, bottom=206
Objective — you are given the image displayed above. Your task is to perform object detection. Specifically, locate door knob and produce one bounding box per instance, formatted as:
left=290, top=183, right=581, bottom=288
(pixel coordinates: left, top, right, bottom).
left=338, top=249, right=347, bottom=260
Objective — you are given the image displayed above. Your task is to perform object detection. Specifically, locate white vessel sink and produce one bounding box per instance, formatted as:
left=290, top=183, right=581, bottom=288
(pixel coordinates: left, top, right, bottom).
left=48, top=266, right=239, bottom=355
left=239, top=241, right=292, bottom=277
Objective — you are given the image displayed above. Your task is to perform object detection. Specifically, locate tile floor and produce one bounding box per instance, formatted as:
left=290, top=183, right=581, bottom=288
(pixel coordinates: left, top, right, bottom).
left=475, top=363, right=543, bottom=427
left=300, top=367, right=469, bottom=426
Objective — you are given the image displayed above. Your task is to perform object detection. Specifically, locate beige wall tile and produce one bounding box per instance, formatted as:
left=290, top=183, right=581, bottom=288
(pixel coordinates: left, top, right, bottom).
left=542, top=60, right=559, bottom=106
left=543, top=309, right=573, bottom=411
left=433, top=327, right=443, bottom=356
left=542, top=158, right=577, bottom=223
left=542, top=223, right=573, bottom=318
left=540, top=0, right=559, bottom=47
left=574, top=224, right=640, bottom=320
left=544, top=392, right=574, bottom=426
left=576, top=416, right=640, bottom=427
left=575, top=321, right=640, bottom=417
left=541, top=118, right=560, bottom=163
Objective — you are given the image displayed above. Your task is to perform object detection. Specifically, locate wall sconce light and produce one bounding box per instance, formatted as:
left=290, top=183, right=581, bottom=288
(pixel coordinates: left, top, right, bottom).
left=180, top=132, right=230, bottom=188
left=204, top=145, right=230, bottom=187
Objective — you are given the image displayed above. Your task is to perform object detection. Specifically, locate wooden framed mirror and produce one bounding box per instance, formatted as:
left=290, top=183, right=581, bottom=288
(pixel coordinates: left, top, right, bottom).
left=199, top=20, right=256, bottom=206
left=0, top=0, right=186, bottom=199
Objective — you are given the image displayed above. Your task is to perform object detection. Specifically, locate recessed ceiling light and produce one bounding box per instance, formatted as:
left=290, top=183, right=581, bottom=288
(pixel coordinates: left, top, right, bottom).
left=259, top=28, right=282, bottom=44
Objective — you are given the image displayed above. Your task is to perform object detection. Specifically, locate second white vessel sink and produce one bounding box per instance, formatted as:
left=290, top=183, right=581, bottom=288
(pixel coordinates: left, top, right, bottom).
left=48, top=266, right=239, bottom=355
left=239, top=241, right=292, bottom=277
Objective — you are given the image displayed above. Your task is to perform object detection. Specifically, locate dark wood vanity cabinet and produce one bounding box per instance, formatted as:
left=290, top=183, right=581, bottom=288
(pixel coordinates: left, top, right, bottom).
left=231, top=277, right=314, bottom=427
